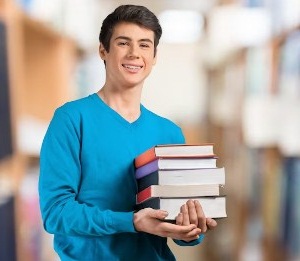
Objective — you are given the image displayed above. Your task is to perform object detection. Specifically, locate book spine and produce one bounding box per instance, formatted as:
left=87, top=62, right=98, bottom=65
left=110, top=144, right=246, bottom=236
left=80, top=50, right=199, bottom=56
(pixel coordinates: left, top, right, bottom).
left=135, top=159, right=159, bottom=179
left=136, top=185, right=221, bottom=204
left=136, top=197, right=160, bottom=211
left=135, top=147, right=157, bottom=168
left=137, top=171, right=159, bottom=192
left=136, top=186, right=152, bottom=203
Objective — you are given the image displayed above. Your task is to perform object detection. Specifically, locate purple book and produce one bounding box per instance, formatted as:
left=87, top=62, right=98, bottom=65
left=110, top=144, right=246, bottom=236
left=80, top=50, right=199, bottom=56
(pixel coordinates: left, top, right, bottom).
left=135, top=159, right=159, bottom=179
left=135, top=157, right=217, bottom=179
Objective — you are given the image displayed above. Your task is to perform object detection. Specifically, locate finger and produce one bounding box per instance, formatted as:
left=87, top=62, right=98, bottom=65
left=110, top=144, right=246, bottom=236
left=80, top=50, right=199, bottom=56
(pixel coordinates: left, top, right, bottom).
left=181, top=204, right=190, bottom=226
left=180, top=228, right=202, bottom=242
left=187, top=199, right=198, bottom=226
left=172, top=232, right=200, bottom=242
left=185, top=227, right=201, bottom=238
left=176, top=213, right=183, bottom=225
left=181, top=235, right=200, bottom=242
left=168, top=226, right=200, bottom=241
left=182, top=237, right=199, bottom=242
left=162, top=222, right=196, bottom=234
left=207, top=218, right=218, bottom=229
left=195, top=200, right=207, bottom=233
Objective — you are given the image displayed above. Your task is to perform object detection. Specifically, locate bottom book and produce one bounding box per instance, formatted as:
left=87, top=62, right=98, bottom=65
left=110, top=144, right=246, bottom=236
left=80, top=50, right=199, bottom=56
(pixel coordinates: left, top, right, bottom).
left=136, top=196, right=227, bottom=220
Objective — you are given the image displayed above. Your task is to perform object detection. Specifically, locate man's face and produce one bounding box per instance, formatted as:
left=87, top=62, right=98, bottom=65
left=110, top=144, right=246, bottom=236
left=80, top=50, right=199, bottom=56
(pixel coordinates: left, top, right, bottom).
left=99, top=22, right=157, bottom=89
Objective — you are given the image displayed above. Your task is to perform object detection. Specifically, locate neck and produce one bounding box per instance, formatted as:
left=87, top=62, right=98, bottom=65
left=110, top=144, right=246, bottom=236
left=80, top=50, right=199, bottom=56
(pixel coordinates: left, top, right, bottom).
left=97, top=86, right=142, bottom=123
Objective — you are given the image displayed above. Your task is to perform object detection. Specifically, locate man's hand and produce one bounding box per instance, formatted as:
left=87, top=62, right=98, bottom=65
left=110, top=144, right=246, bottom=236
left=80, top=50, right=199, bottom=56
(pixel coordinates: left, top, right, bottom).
left=175, top=200, right=217, bottom=236
left=133, top=208, right=202, bottom=241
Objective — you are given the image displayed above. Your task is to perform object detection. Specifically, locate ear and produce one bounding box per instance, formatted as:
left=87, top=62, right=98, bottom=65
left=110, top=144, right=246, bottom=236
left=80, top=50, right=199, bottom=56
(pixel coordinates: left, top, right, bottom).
left=99, top=43, right=107, bottom=60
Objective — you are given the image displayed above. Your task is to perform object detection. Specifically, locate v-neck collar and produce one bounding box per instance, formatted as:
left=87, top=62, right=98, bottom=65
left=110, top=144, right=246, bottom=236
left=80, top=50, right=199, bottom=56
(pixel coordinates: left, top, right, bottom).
left=91, top=93, right=144, bottom=128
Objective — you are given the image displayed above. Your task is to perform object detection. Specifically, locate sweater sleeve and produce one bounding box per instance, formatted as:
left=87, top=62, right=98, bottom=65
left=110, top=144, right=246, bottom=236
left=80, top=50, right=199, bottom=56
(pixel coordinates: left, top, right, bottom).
left=39, top=109, right=136, bottom=237
left=173, top=234, right=205, bottom=246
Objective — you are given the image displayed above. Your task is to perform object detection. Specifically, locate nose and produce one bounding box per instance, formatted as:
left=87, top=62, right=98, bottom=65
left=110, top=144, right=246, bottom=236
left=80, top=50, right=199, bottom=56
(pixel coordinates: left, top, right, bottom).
left=127, top=44, right=140, bottom=59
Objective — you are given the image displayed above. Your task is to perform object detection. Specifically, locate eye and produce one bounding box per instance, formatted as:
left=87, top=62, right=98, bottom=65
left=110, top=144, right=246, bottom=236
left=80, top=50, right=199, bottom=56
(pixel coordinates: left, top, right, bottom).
left=118, top=41, right=129, bottom=46
left=140, top=43, right=150, bottom=48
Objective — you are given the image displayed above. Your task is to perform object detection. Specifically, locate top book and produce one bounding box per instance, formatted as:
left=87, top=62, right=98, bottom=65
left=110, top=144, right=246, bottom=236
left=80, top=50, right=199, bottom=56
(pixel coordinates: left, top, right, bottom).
left=135, top=144, right=215, bottom=168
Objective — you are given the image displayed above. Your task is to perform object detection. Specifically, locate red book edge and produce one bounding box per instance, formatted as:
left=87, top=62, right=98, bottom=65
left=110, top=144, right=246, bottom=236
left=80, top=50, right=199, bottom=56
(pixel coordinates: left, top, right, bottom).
left=135, top=147, right=157, bottom=168
left=136, top=187, right=152, bottom=203
left=134, top=146, right=217, bottom=168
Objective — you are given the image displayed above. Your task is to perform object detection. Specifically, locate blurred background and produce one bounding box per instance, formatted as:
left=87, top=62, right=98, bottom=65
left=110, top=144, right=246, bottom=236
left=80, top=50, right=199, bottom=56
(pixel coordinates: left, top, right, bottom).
left=0, top=0, right=300, bottom=260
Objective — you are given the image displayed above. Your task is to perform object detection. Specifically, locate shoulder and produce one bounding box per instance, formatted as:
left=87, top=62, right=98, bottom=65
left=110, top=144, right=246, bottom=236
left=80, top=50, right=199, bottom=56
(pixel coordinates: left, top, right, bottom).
left=56, top=94, right=95, bottom=116
left=48, top=94, right=96, bottom=131
left=142, top=105, right=185, bottom=143
left=142, top=105, right=181, bottom=130
left=52, top=93, right=98, bottom=122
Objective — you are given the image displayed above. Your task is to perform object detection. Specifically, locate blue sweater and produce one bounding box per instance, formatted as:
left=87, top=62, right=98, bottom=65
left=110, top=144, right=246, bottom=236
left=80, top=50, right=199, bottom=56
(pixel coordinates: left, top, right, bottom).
left=39, top=93, right=204, bottom=261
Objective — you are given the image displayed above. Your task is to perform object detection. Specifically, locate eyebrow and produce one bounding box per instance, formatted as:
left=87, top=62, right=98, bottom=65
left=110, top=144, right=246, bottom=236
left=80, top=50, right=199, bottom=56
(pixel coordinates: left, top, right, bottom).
left=114, top=36, right=153, bottom=44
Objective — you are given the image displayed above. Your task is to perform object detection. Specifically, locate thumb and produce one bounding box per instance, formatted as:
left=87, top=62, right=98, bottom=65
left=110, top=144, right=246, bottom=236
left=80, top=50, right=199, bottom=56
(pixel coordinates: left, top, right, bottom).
left=150, top=209, right=169, bottom=220
left=207, top=218, right=217, bottom=229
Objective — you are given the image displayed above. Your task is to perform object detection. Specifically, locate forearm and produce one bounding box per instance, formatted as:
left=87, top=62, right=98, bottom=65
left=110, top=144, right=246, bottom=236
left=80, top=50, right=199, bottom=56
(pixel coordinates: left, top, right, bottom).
left=41, top=195, right=136, bottom=236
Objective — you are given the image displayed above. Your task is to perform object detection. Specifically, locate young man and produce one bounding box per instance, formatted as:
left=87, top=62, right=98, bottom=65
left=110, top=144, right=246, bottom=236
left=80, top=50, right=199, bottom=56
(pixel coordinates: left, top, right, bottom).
left=39, top=5, right=217, bottom=261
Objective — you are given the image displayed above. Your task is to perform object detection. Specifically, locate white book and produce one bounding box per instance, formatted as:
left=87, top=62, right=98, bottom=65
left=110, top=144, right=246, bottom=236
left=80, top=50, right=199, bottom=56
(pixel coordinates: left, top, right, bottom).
left=137, top=196, right=227, bottom=220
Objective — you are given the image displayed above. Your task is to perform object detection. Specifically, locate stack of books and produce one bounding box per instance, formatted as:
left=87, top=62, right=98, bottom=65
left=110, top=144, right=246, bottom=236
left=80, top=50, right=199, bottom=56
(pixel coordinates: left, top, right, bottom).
left=134, top=144, right=227, bottom=220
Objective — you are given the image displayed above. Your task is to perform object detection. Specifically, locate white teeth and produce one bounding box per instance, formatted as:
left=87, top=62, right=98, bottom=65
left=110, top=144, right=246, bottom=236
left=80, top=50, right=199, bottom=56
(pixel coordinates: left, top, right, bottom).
left=124, top=65, right=141, bottom=69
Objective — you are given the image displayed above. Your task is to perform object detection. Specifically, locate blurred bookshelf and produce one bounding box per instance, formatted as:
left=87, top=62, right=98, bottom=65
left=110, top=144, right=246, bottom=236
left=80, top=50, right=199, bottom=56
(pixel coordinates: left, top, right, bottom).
left=1, top=0, right=300, bottom=261
left=0, top=1, right=79, bottom=260
left=204, top=9, right=300, bottom=260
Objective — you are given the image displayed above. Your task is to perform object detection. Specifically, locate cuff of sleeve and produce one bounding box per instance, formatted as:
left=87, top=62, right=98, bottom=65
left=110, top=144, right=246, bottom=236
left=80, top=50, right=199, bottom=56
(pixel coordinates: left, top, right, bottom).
left=110, top=211, right=137, bottom=233
left=173, top=234, right=205, bottom=246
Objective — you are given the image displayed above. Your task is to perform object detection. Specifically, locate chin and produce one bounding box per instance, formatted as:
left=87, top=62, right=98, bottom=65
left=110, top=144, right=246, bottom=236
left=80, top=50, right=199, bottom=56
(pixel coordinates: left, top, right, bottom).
left=123, top=78, right=146, bottom=88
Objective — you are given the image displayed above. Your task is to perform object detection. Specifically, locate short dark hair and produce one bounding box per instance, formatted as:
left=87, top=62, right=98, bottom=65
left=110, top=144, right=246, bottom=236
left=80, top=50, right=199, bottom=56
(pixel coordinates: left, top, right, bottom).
left=99, top=5, right=162, bottom=56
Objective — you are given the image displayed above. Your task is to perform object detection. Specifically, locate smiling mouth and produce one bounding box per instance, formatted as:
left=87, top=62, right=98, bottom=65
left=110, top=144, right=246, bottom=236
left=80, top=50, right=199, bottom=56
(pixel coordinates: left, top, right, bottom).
left=122, top=64, right=143, bottom=71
